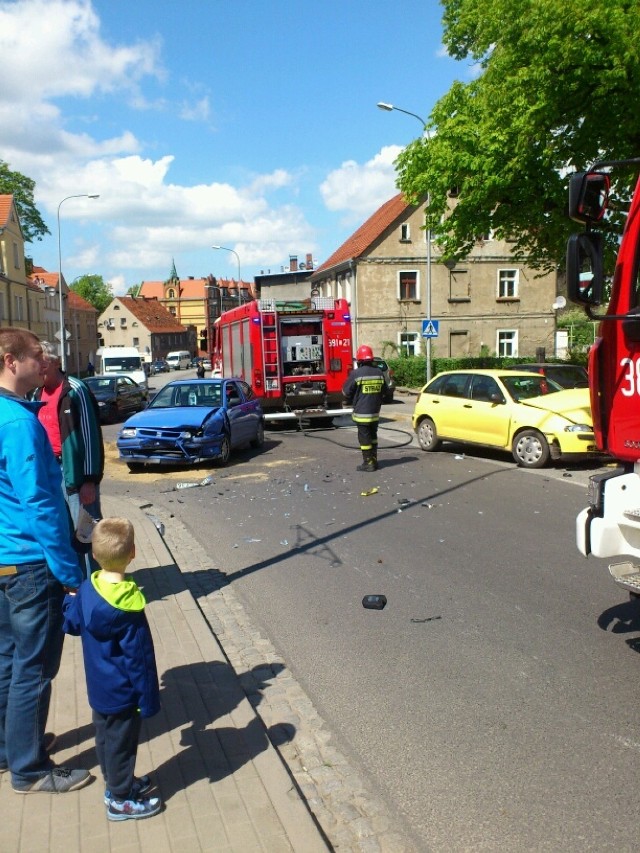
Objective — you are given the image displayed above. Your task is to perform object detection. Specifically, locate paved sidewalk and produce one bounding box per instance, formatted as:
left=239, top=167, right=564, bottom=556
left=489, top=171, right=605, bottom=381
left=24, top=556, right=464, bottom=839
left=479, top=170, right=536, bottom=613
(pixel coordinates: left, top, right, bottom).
left=0, top=496, right=328, bottom=853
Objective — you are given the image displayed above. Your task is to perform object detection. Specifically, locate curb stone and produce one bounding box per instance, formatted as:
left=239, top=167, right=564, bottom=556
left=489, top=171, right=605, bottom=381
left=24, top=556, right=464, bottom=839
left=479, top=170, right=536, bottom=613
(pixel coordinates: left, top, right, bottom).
left=149, top=502, right=416, bottom=853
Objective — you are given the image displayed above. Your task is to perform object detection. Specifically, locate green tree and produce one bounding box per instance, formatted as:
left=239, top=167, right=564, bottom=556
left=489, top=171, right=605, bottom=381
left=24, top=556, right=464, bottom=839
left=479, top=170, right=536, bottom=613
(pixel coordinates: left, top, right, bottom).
left=126, top=282, right=142, bottom=297
left=0, top=160, right=50, bottom=243
left=395, top=0, right=640, bottom=273
left=71, top=275, right=113, bottom=313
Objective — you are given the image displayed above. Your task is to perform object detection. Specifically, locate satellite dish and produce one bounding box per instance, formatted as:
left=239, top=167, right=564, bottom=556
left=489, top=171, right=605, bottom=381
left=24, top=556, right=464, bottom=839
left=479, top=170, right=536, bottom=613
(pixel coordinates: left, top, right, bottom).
left=298, top=262, right=306, bottom=270
left=552, top=295, right=567, bottom=310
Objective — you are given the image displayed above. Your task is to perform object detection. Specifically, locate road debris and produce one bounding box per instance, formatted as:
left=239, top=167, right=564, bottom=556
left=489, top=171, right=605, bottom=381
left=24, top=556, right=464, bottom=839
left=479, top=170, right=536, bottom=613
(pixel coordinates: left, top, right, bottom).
left=362, top=594, right=387, bottom=610
left=410, top=615, right=442, bottom=623
left=166, top=475, right=215, bottom=492
left=360, top=487, right=379, bottom=497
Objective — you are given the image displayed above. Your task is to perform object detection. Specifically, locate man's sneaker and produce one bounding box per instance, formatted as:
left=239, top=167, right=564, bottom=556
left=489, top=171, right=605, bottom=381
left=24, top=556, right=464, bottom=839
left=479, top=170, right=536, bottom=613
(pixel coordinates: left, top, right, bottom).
left=107, top=795, right=162, bottom=821
left=13, top=767, right=91, bottom=794
left=104, top=774, right=152, bottom=805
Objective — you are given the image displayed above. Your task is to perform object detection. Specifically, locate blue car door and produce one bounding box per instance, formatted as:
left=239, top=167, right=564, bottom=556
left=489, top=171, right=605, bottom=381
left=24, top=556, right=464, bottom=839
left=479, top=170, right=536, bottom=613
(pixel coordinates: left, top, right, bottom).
left=225, top=381, right=250, bottom=445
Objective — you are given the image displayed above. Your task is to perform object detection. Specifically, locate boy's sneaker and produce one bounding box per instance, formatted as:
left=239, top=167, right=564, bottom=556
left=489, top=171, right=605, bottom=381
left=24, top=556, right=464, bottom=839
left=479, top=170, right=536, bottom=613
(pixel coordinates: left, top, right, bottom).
left=13, top=767, right=91, bottom=794
left=104, top=774, right=152, bottom=804
left=107, top=795, right=162, bottom=821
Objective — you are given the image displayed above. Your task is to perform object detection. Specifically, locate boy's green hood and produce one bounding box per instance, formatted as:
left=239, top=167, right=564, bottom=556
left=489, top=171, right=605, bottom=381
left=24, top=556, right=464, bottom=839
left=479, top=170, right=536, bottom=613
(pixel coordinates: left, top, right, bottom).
left=92, top=572, right=146, bottom=611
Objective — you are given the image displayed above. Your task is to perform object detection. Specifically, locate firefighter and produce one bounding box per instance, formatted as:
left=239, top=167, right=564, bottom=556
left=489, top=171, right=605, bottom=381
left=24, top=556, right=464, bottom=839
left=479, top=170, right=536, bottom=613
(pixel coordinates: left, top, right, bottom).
left=342, top=345, right=389, bottom=472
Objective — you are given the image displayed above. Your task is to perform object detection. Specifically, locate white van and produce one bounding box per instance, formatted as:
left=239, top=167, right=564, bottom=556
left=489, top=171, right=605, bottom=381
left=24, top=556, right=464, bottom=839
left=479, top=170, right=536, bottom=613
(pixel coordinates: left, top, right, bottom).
left=98, top=347, right=148, bottom=389
left=166, top=350, right=191, bottom=370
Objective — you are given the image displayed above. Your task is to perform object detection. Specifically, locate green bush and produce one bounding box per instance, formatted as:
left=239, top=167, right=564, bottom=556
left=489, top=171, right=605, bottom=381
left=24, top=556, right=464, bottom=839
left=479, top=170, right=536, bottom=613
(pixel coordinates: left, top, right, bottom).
left=387, top=355, right=587, bottom=390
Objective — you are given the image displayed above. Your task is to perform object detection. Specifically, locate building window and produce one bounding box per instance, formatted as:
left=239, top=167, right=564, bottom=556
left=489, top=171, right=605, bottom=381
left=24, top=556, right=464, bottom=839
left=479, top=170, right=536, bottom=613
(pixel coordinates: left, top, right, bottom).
left=132, top=337, right=139, bottom=347
left=13, top=242, right=19, bottom=269
left=400, top=223, right=411, bottom=242
left=0, top=293, right=4, bottom=320
left=497, top=268, right=519, bottom=299
left=14, top=295, right=24, bottom=322
left=398, top=270, right=419, bottom=301
left=400, top=331, right=419, bottom=356
left=168, top=289, right=175, bottom=299
left=169, top=307, right=176, bottom=316
left=497, top=330, right=518, bottom=357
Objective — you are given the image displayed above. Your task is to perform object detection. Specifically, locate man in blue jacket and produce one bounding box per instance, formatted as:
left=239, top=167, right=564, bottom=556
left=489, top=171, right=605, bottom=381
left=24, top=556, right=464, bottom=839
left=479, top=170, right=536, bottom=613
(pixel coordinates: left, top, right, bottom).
left=0, top=327, right=90, bottom=794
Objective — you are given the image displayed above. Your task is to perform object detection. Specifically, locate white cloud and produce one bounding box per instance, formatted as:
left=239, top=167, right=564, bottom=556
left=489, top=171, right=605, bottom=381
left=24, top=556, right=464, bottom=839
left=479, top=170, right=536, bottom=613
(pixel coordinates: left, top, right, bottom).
left=319, top=146, right=403, bottom=224
left=0, top=0, right=400, bottom=286
left=0, top=0, right=161, bottom=103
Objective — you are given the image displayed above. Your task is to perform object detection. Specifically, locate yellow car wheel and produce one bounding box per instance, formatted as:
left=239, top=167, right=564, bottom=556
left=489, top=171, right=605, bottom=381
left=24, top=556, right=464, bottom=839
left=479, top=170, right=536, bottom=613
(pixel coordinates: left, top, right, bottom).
left=416, top=417, right=440, bottom=452
left=512, top=429, right=550, bottom=468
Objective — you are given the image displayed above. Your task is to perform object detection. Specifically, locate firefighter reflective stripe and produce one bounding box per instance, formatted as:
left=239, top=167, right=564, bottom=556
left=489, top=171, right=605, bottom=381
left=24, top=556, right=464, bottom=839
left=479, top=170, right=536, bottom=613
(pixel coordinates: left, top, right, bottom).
left=352, top=413, right=380, bottom=424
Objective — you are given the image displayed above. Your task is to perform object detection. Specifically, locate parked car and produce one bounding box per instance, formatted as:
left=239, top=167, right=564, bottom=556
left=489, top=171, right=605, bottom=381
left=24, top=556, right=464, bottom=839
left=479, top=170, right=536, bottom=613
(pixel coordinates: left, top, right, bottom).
left=412, top=369, right=598, bottom=468
left=150, top=359, right=170, bottom=374
left=85, top=375, right=148, bottom=424
left=372, top=356, right=395, bottom=403
left=117, top=378, right=264, bottom=470
left=506, top=363, right=588, bottom=389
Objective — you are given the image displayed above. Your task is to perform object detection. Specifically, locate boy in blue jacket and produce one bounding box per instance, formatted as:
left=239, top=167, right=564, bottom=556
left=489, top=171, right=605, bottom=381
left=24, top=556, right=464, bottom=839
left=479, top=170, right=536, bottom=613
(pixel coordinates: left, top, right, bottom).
left=63, top=517, right=162, bottom=821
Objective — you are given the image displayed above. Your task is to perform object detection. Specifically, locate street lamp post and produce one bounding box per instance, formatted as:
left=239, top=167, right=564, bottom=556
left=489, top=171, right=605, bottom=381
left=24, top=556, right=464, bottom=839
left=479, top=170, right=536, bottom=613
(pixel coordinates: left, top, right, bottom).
left=377, top=102, right=433, bottom=383
left=212, top=245, right=242, bottom=304
left=57, top=193, right=99, bottom=371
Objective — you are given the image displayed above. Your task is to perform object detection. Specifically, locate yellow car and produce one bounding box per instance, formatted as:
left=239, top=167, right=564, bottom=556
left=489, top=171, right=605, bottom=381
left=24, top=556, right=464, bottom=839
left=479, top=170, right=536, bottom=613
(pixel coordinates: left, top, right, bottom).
left=412, top=369, right=598, bottom=468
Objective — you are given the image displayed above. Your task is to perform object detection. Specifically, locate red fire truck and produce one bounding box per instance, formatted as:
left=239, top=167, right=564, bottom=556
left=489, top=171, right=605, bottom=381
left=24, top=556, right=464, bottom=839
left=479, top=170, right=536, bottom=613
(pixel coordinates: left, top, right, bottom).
left=211, top=296, right=354, bottom=423
left=567, top=157, right=640, bottom=595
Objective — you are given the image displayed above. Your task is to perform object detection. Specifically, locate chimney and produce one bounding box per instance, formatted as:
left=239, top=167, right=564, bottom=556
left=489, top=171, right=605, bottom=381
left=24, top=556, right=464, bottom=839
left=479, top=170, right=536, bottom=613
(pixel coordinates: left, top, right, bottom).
left=289, top=255, right=298, bottom=272
left=306, top=253, right=313, bottom=269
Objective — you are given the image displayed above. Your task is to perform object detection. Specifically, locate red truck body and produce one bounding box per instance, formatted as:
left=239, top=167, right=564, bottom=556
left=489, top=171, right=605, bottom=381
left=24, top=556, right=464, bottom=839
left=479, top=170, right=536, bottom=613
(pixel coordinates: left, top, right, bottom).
left=567, top=158, right=640, bottom=592
left=211, top=297, right=353, bottom=421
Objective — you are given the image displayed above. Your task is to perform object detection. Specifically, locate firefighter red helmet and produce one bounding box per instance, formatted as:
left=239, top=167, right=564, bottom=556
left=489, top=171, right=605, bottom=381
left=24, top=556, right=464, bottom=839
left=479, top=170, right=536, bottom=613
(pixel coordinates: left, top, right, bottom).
left=356, top=345, right=374, bottom=362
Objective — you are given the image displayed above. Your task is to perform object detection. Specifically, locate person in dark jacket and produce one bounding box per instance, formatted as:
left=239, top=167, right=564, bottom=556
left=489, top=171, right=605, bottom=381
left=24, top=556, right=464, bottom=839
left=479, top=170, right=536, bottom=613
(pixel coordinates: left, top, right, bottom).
left=33, top=342, right=105, bottom=577
left=63, top=517, right=161, bottom=822
left=342, top=345, right=390, bottom=472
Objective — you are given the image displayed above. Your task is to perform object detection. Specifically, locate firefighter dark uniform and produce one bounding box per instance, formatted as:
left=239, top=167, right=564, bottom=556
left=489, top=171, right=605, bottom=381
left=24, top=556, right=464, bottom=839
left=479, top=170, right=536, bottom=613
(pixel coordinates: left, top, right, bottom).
left=342, top=346, right=389, bottom=472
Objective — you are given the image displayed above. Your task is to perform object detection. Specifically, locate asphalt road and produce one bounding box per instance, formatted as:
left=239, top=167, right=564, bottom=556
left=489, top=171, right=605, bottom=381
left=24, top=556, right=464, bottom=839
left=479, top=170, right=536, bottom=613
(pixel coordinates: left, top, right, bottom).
left=102, top=383, right=639, bottom=851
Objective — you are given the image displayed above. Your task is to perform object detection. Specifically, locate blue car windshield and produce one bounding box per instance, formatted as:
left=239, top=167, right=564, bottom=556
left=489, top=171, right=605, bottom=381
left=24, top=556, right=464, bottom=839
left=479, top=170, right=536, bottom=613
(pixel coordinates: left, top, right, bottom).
left=149, top=383, right=222, bottom=408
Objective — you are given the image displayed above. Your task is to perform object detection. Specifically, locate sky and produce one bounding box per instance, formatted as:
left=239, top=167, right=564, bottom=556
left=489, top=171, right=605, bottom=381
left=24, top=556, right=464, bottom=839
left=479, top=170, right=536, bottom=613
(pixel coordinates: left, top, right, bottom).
left=0, top=0, right=476, bottom=295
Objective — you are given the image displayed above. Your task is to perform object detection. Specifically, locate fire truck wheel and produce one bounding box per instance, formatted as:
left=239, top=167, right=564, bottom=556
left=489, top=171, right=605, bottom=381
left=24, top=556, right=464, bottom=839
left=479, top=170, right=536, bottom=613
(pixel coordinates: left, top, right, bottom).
left=250, top=421, right=265, bottom=448
left=216, top=435, right=231, bottom=466
left=512, top=429, right=550, bottom=468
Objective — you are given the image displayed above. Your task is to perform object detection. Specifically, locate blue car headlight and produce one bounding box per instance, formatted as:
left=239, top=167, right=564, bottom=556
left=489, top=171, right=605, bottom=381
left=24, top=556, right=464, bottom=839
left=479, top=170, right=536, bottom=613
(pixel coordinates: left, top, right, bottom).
left=564, top=424, right=592, bottom=433
left=180, top=430, right=194, bottom=439
left=120, top=427, right=137, bottom=438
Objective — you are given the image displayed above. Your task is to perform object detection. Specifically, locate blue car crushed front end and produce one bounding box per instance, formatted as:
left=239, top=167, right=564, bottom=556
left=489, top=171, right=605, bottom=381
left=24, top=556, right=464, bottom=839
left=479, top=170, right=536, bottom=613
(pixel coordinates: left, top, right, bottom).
left=117, top=406, right=227, bottom=466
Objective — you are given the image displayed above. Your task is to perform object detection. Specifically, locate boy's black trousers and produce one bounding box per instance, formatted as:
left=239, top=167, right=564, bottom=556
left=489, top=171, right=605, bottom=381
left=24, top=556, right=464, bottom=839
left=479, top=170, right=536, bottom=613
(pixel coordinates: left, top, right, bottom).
left=93, top=706, right=141, bottom=800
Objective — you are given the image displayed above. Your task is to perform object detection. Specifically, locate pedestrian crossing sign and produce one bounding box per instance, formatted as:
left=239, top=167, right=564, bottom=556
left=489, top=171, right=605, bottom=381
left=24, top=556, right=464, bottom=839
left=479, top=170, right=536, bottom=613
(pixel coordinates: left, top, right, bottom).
left=422, top=319, right=439, bottom=338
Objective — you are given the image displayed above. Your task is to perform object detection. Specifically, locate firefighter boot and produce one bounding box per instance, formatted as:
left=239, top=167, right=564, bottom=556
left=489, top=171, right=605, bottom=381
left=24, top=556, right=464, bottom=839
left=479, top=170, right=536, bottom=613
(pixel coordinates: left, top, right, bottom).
left=357, top=450, right=376, bottom=472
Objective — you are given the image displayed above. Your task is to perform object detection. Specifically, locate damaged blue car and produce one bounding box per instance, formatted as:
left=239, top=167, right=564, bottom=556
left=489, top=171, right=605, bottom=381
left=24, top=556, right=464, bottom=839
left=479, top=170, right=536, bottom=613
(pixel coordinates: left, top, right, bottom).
left=117, top=378, right=264, bottom=471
